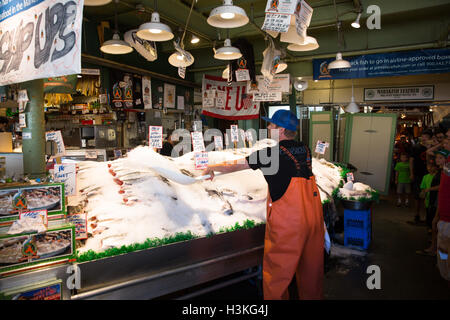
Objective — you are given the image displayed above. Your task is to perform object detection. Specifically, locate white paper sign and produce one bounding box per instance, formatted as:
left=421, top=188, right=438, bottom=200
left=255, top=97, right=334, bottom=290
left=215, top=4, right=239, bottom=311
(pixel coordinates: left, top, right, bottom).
left=191, top=131, right=206, bottom=152
left=178, top=67, right=186, bottom=79
left=262, top=13, right=292, bottom=33
left=18, top=90, right=29, bottom=112
left=246, top=131, right=254, bottom=142
left=177, top=96, right=184, bottom=110
left=265, top=0, right=298, bottom=14
left=194, top=152, right=209, bottom=170
left=23, top=131, right=32, bottom=140
left=214, top=136, right=223, bottom=150
left=0, top=0, right=84, bottom=86
left=19, top=113, right=26, bottom=128
left=19, top=209, right=48, bottom=227
left=295, top=0, right=313, bottom=38
left=253, top=74, right=291, bottom=93
left=142, top=76, right=152, bottom=109
left=45, top=131, right=65, bottom=157
left=85, top=150, right=97, bottom=159
left=53, top=163, right=77, bottom=196
left=193, top=120, right=202, bottom=132
left=230, top=125, right=239, bottom=143
left=235, top=69, right=251, bottom=82
left=149, top=126, right=163, bottom=149
left=253, top=91, right=282, bottom=102
left=315, top=140, right=329, bottom=155
left=164, top=83, right=176, bottom=109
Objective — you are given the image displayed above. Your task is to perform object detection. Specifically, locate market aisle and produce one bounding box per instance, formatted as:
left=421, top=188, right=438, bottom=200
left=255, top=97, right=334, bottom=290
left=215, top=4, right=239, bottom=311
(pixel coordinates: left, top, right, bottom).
left=324, top=196, right=450, bottom=300
left=192, top=195, right=450, bottom=300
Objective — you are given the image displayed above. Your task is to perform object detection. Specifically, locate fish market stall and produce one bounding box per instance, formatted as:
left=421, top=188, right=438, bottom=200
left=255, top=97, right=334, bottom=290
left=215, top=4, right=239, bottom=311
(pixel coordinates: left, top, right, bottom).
left=0, top=140, right=376, bottom=299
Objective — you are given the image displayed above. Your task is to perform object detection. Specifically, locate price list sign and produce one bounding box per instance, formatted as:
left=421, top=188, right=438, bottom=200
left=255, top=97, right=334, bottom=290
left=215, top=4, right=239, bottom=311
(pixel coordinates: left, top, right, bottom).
left=149, top=126, right=163, bottom=149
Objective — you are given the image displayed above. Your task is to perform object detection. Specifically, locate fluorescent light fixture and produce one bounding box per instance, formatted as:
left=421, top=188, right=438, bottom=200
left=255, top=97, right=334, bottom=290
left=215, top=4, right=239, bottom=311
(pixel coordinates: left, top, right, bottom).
left=214, top=39, right=242, bottom=60
left=191, top=35, right=200, bottom=44
left=84, top=0, right=111, bottom=6
left=207, top=0, right=249, bottom=29
left=351, top=13, right=362, bottom=29
left=137, top=12, right=174, bottom=41
left=100, top=33, right=133, bottom=54
left=328, top=52, right=351, bottom=69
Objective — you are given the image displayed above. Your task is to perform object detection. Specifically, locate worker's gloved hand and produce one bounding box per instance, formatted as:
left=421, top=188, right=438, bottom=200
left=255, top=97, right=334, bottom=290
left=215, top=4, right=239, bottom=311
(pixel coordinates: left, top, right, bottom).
left=202, top=167, right=215, bottom=181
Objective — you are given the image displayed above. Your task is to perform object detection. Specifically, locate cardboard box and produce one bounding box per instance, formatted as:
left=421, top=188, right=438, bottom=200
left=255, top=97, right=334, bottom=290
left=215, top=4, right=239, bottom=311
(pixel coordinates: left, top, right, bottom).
left=0, top=132, right=12, bottom=153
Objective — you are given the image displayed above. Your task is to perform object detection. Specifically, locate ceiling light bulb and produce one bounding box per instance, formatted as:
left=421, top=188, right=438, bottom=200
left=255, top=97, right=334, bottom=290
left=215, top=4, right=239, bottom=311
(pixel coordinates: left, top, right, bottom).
left=149, top=28, right=162, bottom=34
left=220, top=12, right=235, bottom=19
left=191, top=35, right=200, bottom=44
left=177, top=54, right=184, bottom=61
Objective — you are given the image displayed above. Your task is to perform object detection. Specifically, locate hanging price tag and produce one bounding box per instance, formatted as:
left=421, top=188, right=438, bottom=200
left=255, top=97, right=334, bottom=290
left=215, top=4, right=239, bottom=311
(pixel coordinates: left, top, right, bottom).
left=214, top=136, right=223, bottom=150
left=194, top=152, right=209, bottom=170
left=315, top=140, right=329, bottom=155
left=346, top=172, right=355, bottom=182
left=149, top=126, right=163, bottom=149
left=230, top=125, right=239, bottom=142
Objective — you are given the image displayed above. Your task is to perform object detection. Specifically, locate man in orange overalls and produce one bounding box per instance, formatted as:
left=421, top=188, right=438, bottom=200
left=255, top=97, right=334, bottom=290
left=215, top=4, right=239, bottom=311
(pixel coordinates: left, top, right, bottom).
left=203, top=110, right=324, bottom=300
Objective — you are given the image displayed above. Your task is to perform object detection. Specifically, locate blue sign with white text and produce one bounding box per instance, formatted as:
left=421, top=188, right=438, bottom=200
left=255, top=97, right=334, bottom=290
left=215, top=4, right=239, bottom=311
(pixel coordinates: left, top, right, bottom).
left=313, top=48, right=450, bottom=80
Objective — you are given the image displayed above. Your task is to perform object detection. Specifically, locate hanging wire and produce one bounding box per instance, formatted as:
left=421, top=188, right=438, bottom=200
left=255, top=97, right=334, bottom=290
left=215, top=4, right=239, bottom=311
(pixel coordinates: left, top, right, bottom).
left=180, top=0, right=196, bottom=48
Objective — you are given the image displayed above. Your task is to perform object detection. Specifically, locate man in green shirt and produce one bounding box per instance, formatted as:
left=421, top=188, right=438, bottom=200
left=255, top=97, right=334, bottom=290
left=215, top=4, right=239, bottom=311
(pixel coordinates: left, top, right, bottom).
left=395, top=153, right=413, bottom=207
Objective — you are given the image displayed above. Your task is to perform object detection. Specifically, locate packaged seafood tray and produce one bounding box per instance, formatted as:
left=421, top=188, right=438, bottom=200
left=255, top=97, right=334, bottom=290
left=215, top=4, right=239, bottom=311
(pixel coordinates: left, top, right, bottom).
left=0, top=221, right=76, bottom=277
left=0, top=183, right=66, bottom=225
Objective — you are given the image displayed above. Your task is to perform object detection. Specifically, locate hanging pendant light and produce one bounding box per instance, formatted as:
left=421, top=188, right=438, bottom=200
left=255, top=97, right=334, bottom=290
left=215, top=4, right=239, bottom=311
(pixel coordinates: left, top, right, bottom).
left=168, top=52, right=195, bottom=67
left=137, top=10, right=174, bottom=41
left=191, top=35, right=200, bottom=44
left=351, top=12, right=362, bottom=29
left=84, top=0, right=111, bottom=6
left=328, top=52, right=351, bottom=69
left=207, top=0, right=249, bottom=29
left=345, top=81, right=360, bottom=113
left=100, top=0, right=133, bottom=54
left=214, top=39, right=242, bottom=60
left=101, top=33, right=133, bottom=54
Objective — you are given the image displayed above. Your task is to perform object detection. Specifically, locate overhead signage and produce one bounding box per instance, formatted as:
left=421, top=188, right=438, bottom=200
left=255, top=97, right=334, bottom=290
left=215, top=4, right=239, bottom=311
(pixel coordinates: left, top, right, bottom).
left=252, top=74, right=290, bottom=93
left=202, top=75, right=260, bottom=120
left=313, top=48, right=450, bottom=80
left=0, top=0, right=84, bottom=86
left=364, top=86, right=434, bottom=101
left=253, top=91, right=282, bottom=102
left=295, top=0, right=313, bottom=38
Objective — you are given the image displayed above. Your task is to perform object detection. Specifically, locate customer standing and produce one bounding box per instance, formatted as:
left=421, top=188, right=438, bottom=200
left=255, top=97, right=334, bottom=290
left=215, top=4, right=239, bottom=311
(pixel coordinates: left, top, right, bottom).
left=203, top=110, right=324, bottom=300
left=394, top=152, right=412, bottom=207
left=410, top=130, right=432, bottom=223
left=435, top=138, right=450, bottom=284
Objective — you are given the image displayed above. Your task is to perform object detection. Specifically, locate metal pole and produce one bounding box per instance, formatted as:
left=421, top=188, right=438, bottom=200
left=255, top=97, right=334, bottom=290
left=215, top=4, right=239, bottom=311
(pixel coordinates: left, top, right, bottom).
left=21, top=79, right=46, bottom=179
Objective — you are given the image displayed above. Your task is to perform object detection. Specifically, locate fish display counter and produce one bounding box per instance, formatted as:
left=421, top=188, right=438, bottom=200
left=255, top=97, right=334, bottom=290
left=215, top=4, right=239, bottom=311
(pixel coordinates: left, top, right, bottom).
left=0, top=139, right=377, bottom=299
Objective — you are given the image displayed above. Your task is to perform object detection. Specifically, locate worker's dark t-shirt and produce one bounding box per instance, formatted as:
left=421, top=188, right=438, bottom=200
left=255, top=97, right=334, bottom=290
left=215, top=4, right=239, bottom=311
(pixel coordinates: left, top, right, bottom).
left=160, top=142, right=173, bottom=157
left=245, top=140, right=313, bottom=202
left=410, top=143, right=427, bottom=179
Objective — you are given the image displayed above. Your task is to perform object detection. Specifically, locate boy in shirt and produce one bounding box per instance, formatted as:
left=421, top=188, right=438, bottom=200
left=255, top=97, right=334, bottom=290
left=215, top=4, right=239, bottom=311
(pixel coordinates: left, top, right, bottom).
left=395, top=152, right=413, bottom=207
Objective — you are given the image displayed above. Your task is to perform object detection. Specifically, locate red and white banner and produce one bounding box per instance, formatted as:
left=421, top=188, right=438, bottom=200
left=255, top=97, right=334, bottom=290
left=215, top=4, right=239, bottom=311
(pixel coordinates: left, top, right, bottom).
left=202, top=75, right=260, bottom=120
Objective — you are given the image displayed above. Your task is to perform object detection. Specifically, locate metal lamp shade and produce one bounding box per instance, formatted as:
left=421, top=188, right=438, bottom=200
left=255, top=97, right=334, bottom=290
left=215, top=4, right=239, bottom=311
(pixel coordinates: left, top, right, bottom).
left=100, top=33, right=133, bottom=54
left=168, top=52, right=195, bottom=67
left=351, top=13, right=362, bottom=29
left=287, top=36, right=319, bottom=51
left=84, top=0, right=111, bottom=6
left=214, top=39, right=242, bottom=60
left=328, top=52, right=351, bottom=69
left=345, top=97, right=360, bottom=113
left=137, top=12, right=174, bottom=42
left=207, top=0, right=249, bottom=28
left=275, top=61, right=288, bottom=74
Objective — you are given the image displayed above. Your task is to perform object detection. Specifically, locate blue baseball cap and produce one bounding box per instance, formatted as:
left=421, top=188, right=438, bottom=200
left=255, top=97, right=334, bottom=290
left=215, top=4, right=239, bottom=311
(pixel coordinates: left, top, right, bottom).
left=262, top=109, right=298, bottom=131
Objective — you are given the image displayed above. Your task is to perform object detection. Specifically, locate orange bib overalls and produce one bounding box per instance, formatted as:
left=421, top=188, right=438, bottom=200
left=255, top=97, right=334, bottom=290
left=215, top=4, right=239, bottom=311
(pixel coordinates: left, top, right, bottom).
left=262, top=146, right=324, bottom=300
